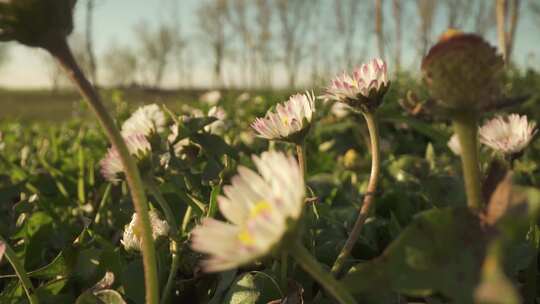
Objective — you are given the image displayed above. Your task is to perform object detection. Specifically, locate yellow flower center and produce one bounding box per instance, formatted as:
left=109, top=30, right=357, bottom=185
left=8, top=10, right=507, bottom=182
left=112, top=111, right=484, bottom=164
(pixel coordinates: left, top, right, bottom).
left=237, top=200, right=272, bottom=246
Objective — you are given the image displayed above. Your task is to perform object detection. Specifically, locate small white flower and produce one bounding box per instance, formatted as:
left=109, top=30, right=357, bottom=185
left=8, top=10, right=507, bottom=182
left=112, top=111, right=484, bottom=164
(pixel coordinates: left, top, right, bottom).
left=191, top=151, right=305, bottom=272
left=100, top=133, right=151, bottom=183
left=122, top=209, right=170, bottom=252
left=479, top=114, right=537, bottom=154
left=205, top=106, right=228, bottom=135
left=447, top=134, right=462, bottom=156
left=324, top=58, right=389, bottom=110
left=251, top=91, right=316, bottom=142
left=121, top=104, right=167, bottom=137
left=200, top=90, right=221, bottom=106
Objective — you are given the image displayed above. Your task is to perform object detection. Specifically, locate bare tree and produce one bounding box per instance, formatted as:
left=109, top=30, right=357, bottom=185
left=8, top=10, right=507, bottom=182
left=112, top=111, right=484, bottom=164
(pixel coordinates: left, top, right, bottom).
left=375, top=0, right=385, bottom=59
left=496, top=0, right=521, bottom=64
left=444, top=0, right=474, bottom=28
left=392, top=0, right=402, bottom=72
left=134, top=22, right=176, bottom=88
left=334, top=0, right=364, bottom=68
left=197, top=0, right=229, bottom=87
left=473, top=1, right=496, bottom=36
left=254, top=0, right=274, bottom=87
left=416, top=0, right=437, bottom=58
left=103, top=44, right=138, bottom=87
left=275, top=0, right=316, bottom=88
left=531, top=1, right=540, bottom=27
left=85, top=0, right=98, bottom=85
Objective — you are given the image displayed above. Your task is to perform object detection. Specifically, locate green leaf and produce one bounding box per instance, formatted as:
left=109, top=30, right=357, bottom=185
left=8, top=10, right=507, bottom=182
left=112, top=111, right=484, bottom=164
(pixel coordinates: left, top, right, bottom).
left=222, top=272, right=282, bottom=304
left=94, top=290, right=127, bottom=304
left=341, top=207, right=486, bottom=303
left=192, top=133, right=236, bottom=159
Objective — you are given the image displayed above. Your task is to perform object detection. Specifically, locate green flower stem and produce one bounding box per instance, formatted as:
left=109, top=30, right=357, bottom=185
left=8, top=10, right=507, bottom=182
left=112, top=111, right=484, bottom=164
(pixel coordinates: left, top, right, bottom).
left=280, top=250, right=288, bottom=293
left=331, top=111, right=380, bottom=277
left=525, top=223, right=540, bottom=303
left=144, top=178, right=181, bottom=304
left=452, top=112, right=483, bottom=211
left=0, top=236, right=38, bottom=304
left=296, top=142, right=306, bottom=178
left=289, top=241, right=357, bottom=304
left=46, top=38, right=159, bottom=304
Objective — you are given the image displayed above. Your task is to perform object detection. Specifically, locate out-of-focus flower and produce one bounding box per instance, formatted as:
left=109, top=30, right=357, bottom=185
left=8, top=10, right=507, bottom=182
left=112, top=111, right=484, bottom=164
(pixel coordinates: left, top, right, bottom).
left=100, top=133, right=151, bottom=183
left=324, top=58, right=389, bottom=112
left=0, top=0, right=76, bottom=48
left=180, top=105, right=204, bottom=118
left=330, top=102, right=350, bottom=119
left=239, top=131, right=255, bottom=146
left=343, top=149, right=360, bottom=170
left=421, top=30, right=503, bottom=112
left=122, top=209, right=169, bottom=252
left=251, top=91, right=316, bottom=143
left=236, top=92, right=250, bottom=103
left=447, top=134, right=462, bottom=156
left=205, top=106, right=228, bottom=135
left=479, top=114, right=537, bottom=155
left=121, top=104, right=167, bottom=137
left=191, top=151, right=304, bottom=272
left=167, top=124, right=191, bottom=157
left=200, top=90, right=221, bottom=106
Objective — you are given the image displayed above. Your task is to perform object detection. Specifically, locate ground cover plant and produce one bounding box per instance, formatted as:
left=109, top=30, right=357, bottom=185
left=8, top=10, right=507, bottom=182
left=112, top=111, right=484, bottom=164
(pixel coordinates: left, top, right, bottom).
left=1, top=1, right=540, bottom=304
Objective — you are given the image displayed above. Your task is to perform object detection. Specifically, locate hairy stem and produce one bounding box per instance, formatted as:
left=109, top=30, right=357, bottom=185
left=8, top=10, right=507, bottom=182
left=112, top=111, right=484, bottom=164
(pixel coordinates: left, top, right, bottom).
left=145, top=178, right=181, bottom=304
left=331, top=111, right=380, bottom=277
left=289, top=241, right=357, bottom=304
left=453, top=112, right=483, bottom=210
left=46, top=39, right=159, bottom=304
left=296, top=142, right=306, bottom=178
left=0, top=236, right=38, bottom=304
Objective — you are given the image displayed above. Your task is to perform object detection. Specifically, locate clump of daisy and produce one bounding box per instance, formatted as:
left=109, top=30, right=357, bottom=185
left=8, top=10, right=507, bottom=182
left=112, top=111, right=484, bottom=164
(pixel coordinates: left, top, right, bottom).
left=122, top=209, right=170, bottom=252
left=251, top=91, right=316, bottom=143
left=324, top=58, right=389, bottom=112
left=447, top=133, right=462, bottom=156
left=121, top=104, right=167, bottom=137
left=191, top=151, right=304, bottom=272
left=100, top=133, right=151, bottom=183
left=479, top=114, right=537, bottom=155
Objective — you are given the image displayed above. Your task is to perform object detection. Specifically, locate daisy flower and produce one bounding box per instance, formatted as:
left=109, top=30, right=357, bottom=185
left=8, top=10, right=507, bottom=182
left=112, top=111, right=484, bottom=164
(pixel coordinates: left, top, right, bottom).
left=121, top=209, right=170, bottom=252
left=251, top=91, right=315, bottom=143
left=191, top=151, right=305, bottom=272
left=324, top=58, right=389, bottom=111
left=479, top=114, right=537, bottom=155
left=100, top=133, right=151, bottom=183
left=121, top=104, right=167, bottom=137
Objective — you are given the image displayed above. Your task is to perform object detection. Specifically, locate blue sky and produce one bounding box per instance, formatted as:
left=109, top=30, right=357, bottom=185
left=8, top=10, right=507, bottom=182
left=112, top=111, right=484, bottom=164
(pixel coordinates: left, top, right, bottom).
left=0, top=0, right=539, bottom=88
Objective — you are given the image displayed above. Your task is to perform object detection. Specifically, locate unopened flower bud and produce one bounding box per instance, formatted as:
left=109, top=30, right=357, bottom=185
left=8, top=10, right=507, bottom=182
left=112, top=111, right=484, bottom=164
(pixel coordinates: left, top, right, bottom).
left=0, top=0, right=76, bottom=48
left=421, top=30, right=504, bottom=114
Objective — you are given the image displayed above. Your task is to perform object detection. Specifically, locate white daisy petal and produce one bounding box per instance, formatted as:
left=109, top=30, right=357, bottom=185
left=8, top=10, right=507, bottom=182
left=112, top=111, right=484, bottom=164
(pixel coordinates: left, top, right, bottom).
left=191, top=151, right=305, bottom=272
left=251, top=92, right=316, bottom=141
left=479, top=114, right=537, bottom=154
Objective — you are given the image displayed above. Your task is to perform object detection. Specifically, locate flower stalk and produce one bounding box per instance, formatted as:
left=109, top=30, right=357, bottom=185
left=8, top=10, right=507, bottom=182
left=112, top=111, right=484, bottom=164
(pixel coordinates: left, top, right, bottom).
left=296, top=142, right=306, bottom=179
left=331, top=111, right=381, bottom=277
left=289, top=241, right=357, bottom=304
left=0, top=236, right=38, bottom=304
left=453, top=112, right=483, bottom=211
left=45, top=38, right=159, bottom=304
left=145, top=178, right=181, bottom=304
